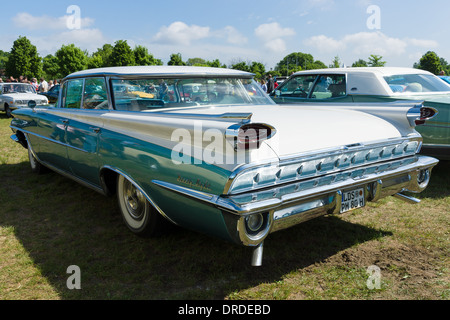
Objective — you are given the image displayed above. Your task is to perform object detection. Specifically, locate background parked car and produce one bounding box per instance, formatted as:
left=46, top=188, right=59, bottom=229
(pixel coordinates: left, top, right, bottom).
left=39, top=84, right=60, bottom=104
left=270, top=67, right=450, bottom=159
left=1, top=82, right=48, bottom=117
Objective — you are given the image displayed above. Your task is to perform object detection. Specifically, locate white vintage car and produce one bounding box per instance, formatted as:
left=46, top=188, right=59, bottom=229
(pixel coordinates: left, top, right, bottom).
left=10, top=66, right=439, bottom=266
left=270, top=67, right=450, bottom=159
left=1, top=82, right=49, bottom=117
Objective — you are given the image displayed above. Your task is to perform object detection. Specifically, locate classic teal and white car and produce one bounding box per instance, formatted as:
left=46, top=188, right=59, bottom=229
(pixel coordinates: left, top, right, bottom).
left=1, top=82, right=48, bottom=117
left=10, top=66, right=438, bottom=266
left=270, top=67, right=450, bottom=160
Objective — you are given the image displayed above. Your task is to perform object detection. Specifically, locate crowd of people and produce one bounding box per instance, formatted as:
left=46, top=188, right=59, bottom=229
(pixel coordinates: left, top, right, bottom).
left=0, top=75, right=58, bottom=93
left=259, top=74, right=279, bottom=94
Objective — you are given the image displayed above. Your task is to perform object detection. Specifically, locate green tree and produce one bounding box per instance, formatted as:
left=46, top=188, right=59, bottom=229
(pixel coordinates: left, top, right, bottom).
left=439, top=57, right=450, bottom=76
left=55, top=44, right=87, bottom=77
left=275, top=52, right=327, bottom=76
left=88, top=44, right=114, bottom=68
left=329, top=56, right=341, bottom=68
left=416, top=51, right=443, bottom=75
left=250, top=62, right=266, bottom=79
left=206, top=59, right=226, bottom=68
left=186, top=57, right=208, bottom=66
left=110, top=40, right=135, bottom=66
left=230, top=60, right=251, bottom=72
left=42, top=54, right=60, bottom=79
left=168, top=53, right=186, bottom=66
left=367, top=54, right=386, bottom=67
left=0, top=50, right=9, bottom=70
left=352, top=59, right=368, bottom=67
left=134, top=45, right=162, bottom=66
left=6, top=36, right=42, bottom=79
left=87, top=54, right=104, bottom=69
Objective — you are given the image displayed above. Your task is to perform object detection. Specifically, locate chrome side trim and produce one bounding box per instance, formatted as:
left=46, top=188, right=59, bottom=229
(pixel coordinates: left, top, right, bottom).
left=120, top=110, right=254, bottom=122
left=10, top=126, right=91, bottom=154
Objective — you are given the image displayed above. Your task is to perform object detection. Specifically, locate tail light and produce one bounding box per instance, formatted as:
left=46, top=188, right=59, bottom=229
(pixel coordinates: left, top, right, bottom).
left=226, top=123, right=276, bottom=151
left=415, top=106, right=438, bottom=125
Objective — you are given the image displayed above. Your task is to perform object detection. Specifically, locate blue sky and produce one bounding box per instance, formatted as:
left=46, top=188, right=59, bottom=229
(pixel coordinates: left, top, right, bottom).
left=1, top=0, right=449, bottom=70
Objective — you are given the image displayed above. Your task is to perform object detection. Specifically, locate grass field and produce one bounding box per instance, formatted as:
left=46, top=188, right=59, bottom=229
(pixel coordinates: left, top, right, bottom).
left=0, top=113, right=448, bottom=300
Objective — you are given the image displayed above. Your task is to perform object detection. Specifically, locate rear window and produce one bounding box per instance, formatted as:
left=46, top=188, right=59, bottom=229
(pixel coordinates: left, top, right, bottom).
left=384, top=74, right=450, bottom=93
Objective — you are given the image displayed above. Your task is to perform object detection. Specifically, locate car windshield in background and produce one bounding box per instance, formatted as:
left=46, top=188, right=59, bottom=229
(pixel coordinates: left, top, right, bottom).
left=384, top=74, right=450, bottom=93
left=2, top=83, right=36, bottom=94
left=111, top=77, right=274, bottom=111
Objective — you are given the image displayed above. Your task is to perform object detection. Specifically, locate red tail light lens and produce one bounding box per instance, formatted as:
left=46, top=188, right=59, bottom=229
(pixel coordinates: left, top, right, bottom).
left=236, top=123, right=274, bottom=150
left=415, top=107, right=438, bottom=126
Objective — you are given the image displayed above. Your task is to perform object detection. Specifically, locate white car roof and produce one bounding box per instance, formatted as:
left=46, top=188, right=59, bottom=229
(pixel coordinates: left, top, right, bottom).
left=291, top=67, right=433, bottom=77
left=65, top=66, right=253, bottom=80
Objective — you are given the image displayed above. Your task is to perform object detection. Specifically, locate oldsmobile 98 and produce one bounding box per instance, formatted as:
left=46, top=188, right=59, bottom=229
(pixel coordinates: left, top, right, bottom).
left=10, top=66, right=439, bottom=266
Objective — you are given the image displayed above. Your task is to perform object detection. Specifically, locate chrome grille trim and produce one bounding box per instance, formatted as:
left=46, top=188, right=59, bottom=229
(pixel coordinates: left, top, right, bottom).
left=225, top=136, right=422, bottom=195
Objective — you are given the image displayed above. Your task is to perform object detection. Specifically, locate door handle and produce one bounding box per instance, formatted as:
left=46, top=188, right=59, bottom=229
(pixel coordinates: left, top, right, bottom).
left=90, top=127, right=101, bottom=133
left=60, top=119, right=69, bottom=124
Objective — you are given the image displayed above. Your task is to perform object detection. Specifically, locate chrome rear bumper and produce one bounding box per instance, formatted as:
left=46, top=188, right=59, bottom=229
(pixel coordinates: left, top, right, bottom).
left=153, top=155, right=438, bottom=248
left=220, top=155, right=438, bottom=246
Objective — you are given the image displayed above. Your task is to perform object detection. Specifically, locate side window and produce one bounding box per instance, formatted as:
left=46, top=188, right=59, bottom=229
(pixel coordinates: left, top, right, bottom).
left=83, top=78, right=108, bottom=109
left=279, top=75, right=317, bottom=98
left=63, top=79, right=84, bottom=109
left=310, top=75, right=346, bottom=99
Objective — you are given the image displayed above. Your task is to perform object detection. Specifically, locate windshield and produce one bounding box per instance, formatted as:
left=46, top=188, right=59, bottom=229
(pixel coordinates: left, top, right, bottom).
left=384, top=74, right=450, bottom=94
left=1, top=83, right=36, bottom=94
left=111, top=77, right=274, bottom=111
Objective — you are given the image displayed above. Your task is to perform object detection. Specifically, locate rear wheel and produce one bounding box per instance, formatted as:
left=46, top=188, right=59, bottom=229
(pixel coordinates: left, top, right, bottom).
left=117, top=175, right=168, bottom=236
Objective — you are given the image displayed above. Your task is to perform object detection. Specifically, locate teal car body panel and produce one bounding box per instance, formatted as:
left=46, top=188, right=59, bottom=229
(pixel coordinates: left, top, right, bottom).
left=10, top=66, right=439, bottom=266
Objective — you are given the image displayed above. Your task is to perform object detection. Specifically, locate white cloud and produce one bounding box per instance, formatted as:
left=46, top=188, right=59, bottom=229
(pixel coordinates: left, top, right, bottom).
left=30, top=29, right=108, bottom=56
left=12, top=12, right=94, bottom=30
left=220, top=26, right=248, bottom=45
left=153, top=22, right=210, bottom=46
left=254, top=22, right=296, bottom=53
left=341, top=32, right=407, bottom=56
left=304, top=35, right=345, bottom=53
left=303, top=31, right=437, bottom=58
left=405, top=38, right=439, bottom=48
left=8, top=12, right=105, bottom=55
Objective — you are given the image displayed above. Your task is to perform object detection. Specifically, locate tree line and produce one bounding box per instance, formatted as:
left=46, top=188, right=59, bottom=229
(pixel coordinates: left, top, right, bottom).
left=0, top=36, right=447, bottom=82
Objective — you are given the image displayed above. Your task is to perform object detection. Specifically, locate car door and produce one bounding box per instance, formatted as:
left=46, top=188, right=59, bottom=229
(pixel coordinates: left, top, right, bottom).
left=65, top=77, right=109, bottom=186
left=34, top=80, right=80, bottom=172
left=270, top=75, right=318, bottom=104
left=308, top=74, right=352, bottom=102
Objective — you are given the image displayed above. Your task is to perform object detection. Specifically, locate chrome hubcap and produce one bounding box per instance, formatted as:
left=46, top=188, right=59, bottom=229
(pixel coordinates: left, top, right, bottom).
left=123, top=180, right=146, bottom=220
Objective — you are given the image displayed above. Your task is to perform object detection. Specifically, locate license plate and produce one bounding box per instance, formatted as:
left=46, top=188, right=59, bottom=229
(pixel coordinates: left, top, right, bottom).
left=340, top=188, right=365, bottom=213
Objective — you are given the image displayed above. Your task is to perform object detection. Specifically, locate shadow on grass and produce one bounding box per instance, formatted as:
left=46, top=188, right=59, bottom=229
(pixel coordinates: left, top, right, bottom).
left=0, top=161, right=395, bottom=300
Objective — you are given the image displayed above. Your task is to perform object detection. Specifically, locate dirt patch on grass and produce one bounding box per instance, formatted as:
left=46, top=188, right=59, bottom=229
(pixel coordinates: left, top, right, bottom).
left=324, top=240, right=448, bottom=299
